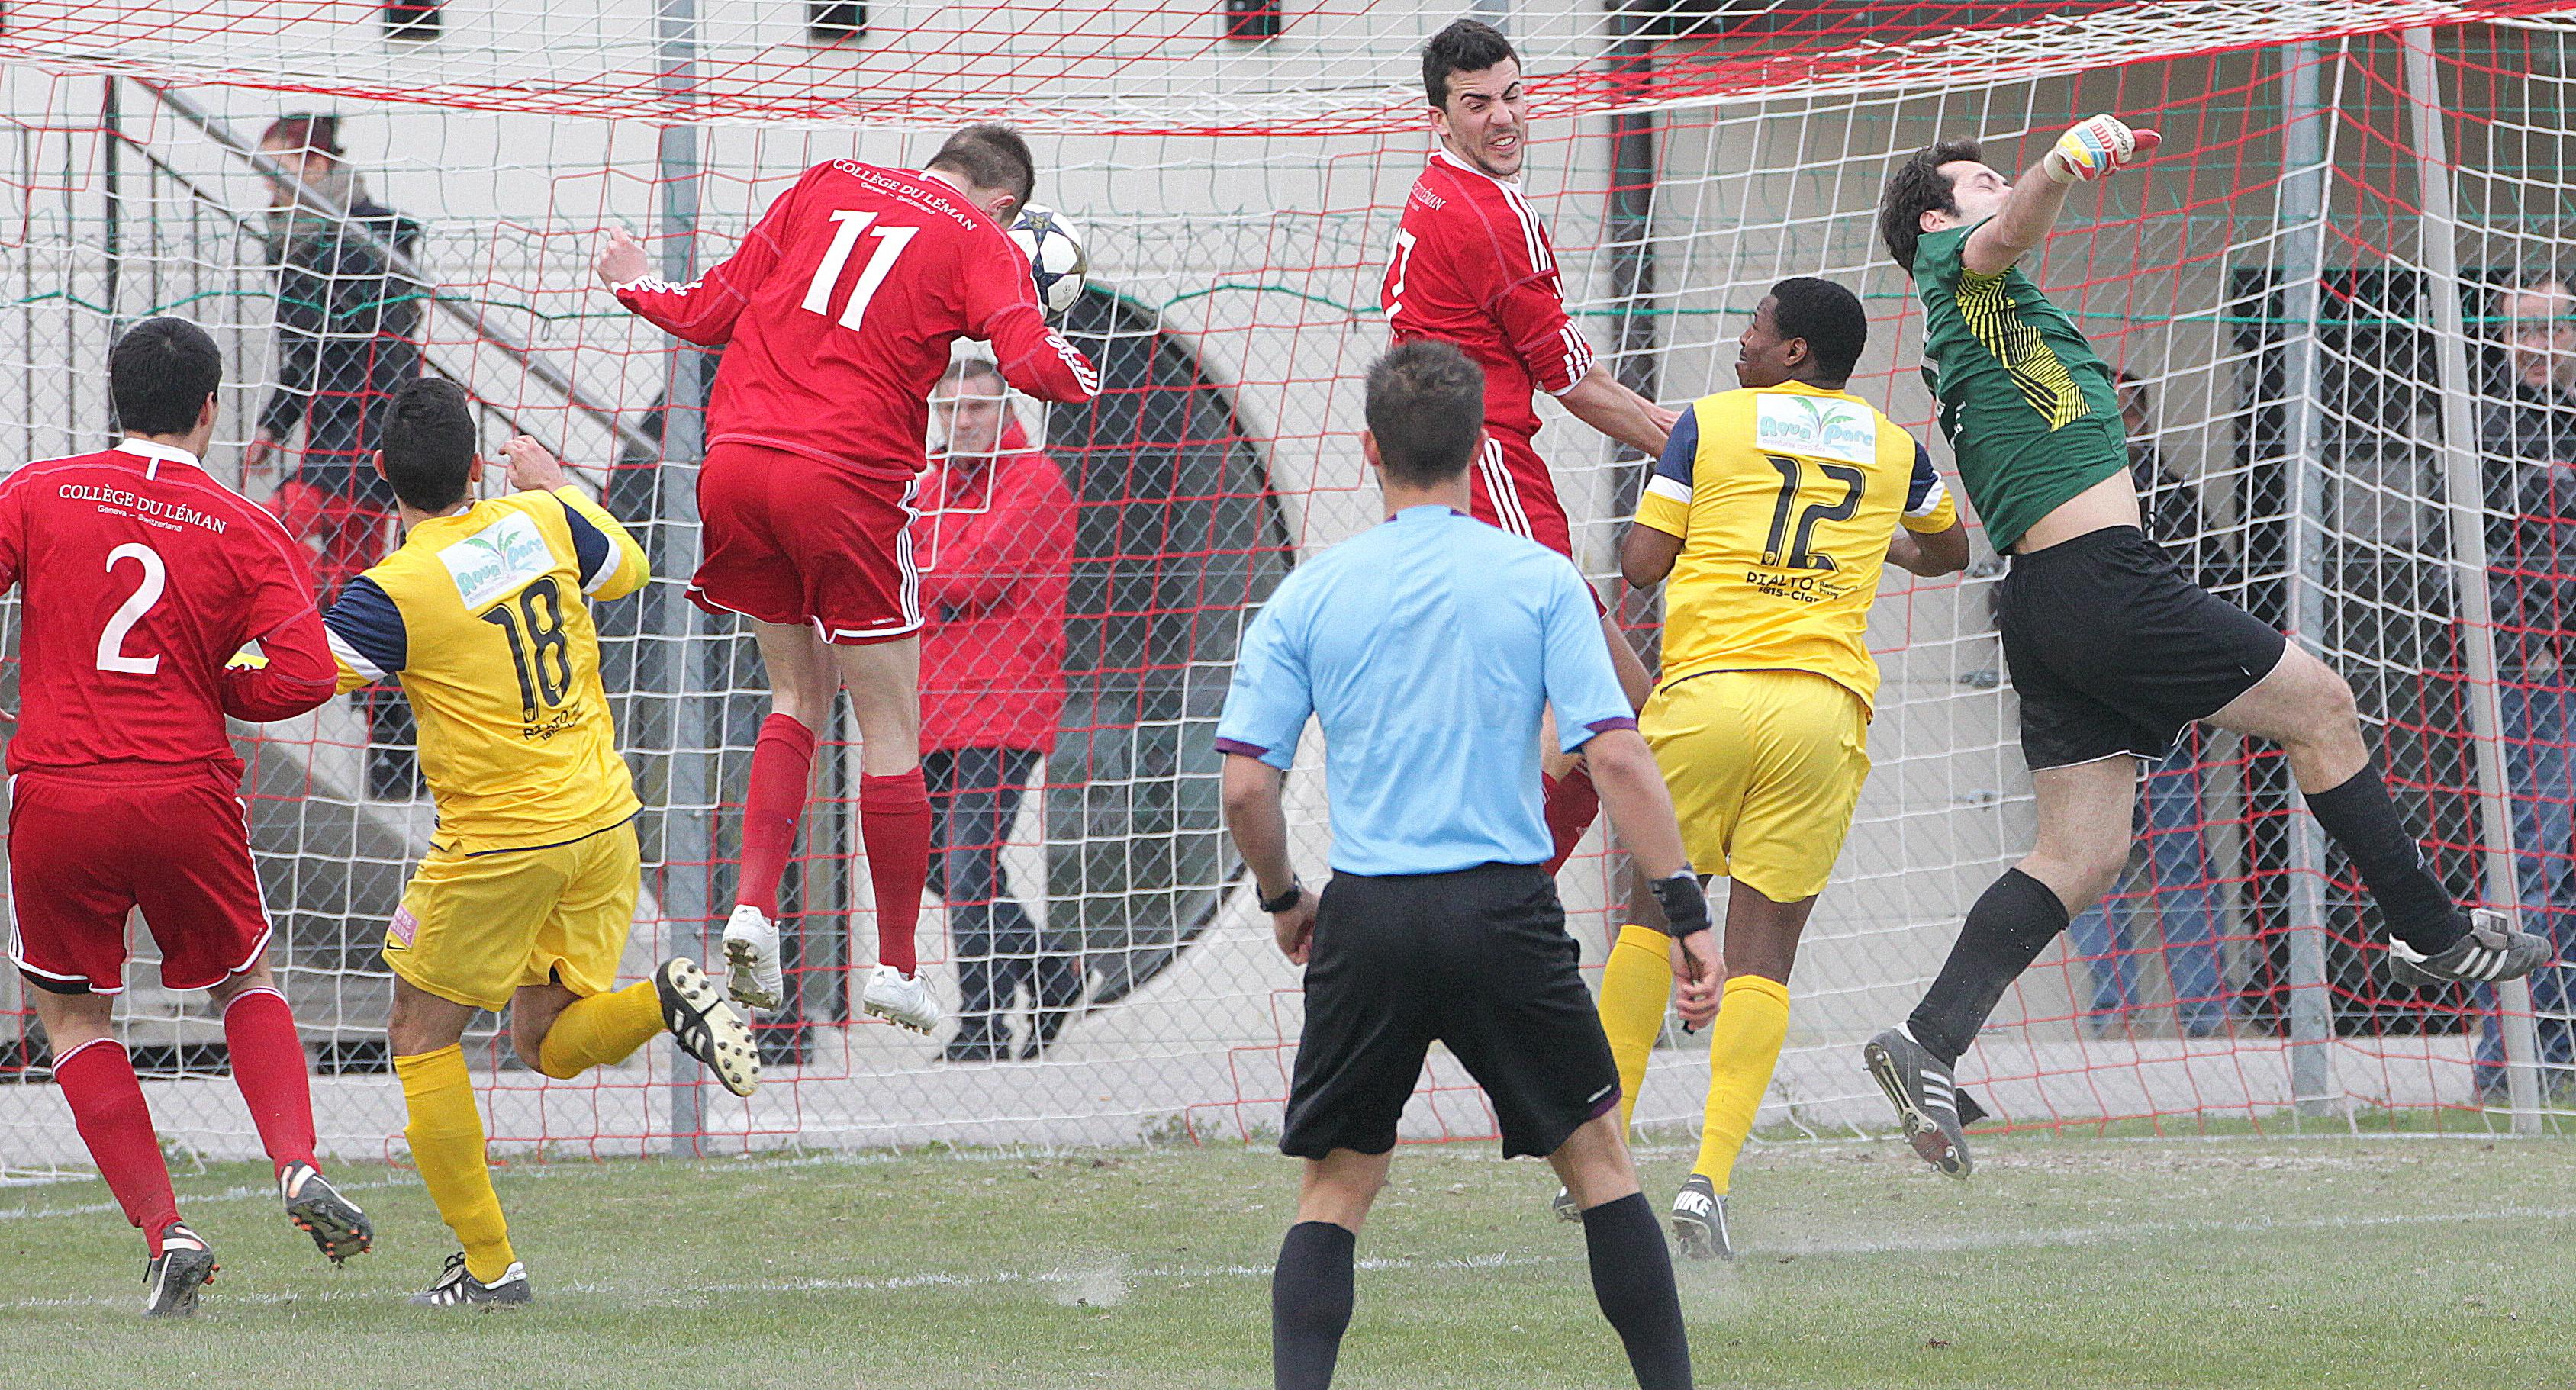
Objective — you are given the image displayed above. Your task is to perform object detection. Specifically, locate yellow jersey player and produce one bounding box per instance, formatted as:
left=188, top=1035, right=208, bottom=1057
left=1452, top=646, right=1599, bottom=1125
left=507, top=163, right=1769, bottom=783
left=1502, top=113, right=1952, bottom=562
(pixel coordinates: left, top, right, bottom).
left=1590, top=278, right=1968, bottom=1259
left=321, top=378, right=759, bottom=1308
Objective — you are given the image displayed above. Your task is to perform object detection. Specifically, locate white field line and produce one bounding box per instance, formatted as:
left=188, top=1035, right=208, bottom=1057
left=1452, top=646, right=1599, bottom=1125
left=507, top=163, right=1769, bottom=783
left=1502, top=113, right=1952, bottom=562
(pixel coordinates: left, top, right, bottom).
left=3, top=1204, right=2572, bottom=1313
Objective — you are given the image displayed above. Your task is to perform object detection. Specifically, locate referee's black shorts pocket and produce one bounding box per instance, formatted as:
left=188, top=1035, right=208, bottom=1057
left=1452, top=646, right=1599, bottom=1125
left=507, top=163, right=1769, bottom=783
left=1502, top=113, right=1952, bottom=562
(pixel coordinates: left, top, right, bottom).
left=1431, top=869, right=1621, bottom=1160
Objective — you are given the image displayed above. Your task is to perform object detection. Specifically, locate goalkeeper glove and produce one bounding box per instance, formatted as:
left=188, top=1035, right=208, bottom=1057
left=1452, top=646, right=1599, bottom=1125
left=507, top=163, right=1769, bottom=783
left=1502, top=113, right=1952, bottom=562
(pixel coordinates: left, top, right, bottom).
left=1650, top=871, right=1712, bottom=938
left=2044, top=114, right=2162, bottom=185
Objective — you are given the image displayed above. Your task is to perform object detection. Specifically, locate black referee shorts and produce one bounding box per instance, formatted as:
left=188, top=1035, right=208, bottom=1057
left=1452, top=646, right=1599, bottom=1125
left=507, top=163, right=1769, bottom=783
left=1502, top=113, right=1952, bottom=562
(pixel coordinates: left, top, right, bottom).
left=1998, top=526, right=2286, bottom=770
left=1280, top=862, right=1621, bottom=1162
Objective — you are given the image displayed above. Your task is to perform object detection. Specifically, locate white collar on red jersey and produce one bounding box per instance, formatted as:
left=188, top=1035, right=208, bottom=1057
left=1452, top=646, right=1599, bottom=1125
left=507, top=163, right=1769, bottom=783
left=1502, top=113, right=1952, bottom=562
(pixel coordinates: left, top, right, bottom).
left=114, top=436, right=203, bottom=481
left=1431, top=145, right=1523, bottom=189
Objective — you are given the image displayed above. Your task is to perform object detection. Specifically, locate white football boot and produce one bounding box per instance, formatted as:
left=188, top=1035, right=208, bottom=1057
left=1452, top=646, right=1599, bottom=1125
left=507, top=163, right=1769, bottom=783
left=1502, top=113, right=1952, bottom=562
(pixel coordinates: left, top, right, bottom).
left=861, top=964, right=945, bottom=1035
left=720, top=903, right=784, bottom=1011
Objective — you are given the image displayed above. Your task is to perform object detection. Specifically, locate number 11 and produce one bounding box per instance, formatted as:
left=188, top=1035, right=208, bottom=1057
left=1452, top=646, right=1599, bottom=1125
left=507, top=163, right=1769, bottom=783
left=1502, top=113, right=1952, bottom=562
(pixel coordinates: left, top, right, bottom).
left=802, top=210, right=921, bottom=330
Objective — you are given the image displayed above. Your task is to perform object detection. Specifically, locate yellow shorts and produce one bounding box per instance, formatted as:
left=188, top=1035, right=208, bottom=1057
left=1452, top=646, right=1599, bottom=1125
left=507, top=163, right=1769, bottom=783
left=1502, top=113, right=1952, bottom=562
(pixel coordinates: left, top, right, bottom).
left=1641, top=669, right=1871, bottom=903
left=383, top=820, right=642, bottom=1012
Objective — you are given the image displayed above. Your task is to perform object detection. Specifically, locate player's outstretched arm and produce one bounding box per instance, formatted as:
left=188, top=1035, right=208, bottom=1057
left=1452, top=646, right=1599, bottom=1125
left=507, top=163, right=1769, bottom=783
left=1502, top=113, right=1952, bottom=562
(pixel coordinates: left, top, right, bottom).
left=1887, top=518, right=1971, bottom=577
left=1560, top=366, right=1678, bottom=458
left=1963, top=115, right=2160, bottom=277
left=221, top=610, right=340, bottom=723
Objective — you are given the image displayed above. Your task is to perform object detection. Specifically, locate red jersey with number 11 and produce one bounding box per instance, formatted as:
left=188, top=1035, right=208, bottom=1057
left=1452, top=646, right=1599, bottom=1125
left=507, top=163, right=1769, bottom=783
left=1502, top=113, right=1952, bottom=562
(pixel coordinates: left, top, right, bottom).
left=0, top=440, right=335, bottom=783
left=613, top=161, right=1099, bottom=481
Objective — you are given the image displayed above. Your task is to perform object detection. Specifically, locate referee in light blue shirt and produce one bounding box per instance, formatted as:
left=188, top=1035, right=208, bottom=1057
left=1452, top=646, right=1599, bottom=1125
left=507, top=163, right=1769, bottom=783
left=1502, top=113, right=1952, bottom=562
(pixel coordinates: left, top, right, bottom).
left=1218, top=341, right=1720, bottom=1390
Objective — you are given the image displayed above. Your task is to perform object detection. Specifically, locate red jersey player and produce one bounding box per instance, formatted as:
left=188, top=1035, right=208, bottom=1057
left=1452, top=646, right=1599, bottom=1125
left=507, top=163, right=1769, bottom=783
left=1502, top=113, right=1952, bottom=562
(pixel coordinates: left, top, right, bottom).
left=0, top=318, right=369, bottom=1316
left=597, top=124, right=1098, bottom=1035
left=1386, top=20, right=1677, bottom=870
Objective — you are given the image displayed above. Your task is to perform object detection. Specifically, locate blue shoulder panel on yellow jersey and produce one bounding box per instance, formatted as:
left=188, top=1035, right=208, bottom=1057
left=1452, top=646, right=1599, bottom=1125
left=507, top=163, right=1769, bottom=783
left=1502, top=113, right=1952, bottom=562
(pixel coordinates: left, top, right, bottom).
left=1907, top=442, right=1940, bottom=513
left=1655, top=408, right=1701, bottom=489
left=558, top=496, right=617, bottom=594
left=323, top=574, right=406, bottom=681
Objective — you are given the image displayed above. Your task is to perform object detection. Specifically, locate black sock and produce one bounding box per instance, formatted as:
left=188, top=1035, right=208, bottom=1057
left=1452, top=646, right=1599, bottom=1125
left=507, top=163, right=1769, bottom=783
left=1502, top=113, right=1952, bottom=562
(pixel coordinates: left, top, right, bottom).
left=1907, top=867, right=2071, bottom=1067
left=1579, top=1192, right=1694, bottom=1390
left=2303, top=762, right=2468, bottom=954
left=1272, top=1221, right=1356, bottom=1390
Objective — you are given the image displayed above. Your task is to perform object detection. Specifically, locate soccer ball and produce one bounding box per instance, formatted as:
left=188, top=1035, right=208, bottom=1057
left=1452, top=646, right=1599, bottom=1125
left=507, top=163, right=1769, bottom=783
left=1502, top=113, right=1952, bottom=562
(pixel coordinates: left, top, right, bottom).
left=1009, top=204, right=1089, bottom=318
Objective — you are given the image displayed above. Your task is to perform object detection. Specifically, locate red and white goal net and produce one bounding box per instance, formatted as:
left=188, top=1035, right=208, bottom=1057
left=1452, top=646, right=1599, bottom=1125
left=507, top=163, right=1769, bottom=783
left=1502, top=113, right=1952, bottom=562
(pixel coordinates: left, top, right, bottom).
left=2, top=2, right=2574, bottom=1175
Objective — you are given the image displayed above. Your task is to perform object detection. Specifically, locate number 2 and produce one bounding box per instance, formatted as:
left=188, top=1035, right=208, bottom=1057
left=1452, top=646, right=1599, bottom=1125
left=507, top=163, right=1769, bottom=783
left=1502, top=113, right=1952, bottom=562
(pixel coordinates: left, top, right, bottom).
left=801, top=210, right=921, bottom=330
left=1760, top=455, right=1866, bottom=571
left=97, top=542, right=165, bottom=675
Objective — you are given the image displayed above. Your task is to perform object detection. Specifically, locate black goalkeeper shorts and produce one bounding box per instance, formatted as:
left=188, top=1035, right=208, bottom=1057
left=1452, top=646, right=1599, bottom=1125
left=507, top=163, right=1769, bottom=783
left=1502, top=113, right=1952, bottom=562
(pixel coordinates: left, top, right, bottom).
left=1998, top=525, right=2287, bottom=770
left=1280, top=862, right=1621, bottom=1162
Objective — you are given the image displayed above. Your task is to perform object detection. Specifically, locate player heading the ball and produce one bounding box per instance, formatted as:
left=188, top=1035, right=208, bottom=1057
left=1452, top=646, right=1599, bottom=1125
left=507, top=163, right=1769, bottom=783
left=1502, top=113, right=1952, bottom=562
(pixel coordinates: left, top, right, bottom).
left=598, top=124, right=1099, bottom=1037
left=1863, top=116, right=2549, bottom=1180
left=1, top=317, right=368, bottom=1316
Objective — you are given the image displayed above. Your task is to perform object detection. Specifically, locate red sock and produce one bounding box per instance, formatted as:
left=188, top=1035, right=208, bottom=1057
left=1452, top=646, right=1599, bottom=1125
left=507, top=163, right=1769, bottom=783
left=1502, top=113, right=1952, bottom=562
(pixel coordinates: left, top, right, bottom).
left=221, top=986, right=317, bottom=1176
left=53, top=1038, right=182, bottom=1256
left=860, top=768, right=933, bottom=977
left=1541, top=763, right=1601, bottom=876
left=741, top=713, right=819, bottom=916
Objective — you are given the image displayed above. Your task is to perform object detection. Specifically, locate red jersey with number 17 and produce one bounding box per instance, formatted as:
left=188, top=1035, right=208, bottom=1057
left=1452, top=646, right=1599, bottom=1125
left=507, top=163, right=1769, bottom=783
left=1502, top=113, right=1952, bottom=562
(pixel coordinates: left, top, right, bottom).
left=613, top=161, right=1099, bottom=481
left=0, top=439, right=336, bottom=783
left=1382, top=148, right=1596, bottom=444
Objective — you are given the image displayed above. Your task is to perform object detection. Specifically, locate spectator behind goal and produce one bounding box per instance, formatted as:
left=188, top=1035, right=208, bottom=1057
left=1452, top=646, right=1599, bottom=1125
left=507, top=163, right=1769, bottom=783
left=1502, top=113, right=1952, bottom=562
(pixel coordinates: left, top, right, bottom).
left=918, top=359, right=1082, bottom=1062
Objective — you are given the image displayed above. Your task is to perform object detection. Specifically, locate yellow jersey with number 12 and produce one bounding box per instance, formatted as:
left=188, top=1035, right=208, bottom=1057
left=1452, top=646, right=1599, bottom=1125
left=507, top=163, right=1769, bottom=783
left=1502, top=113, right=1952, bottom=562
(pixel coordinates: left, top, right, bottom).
left=322, top=487, right=649, bottom=854
left=1634, top=382, right=1956, bottom=710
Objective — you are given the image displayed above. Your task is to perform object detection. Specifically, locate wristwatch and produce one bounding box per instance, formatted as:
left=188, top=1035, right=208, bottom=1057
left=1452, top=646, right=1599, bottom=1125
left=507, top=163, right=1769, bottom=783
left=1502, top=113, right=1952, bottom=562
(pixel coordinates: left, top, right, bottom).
left=1258, top=878, right=1305, bottom=914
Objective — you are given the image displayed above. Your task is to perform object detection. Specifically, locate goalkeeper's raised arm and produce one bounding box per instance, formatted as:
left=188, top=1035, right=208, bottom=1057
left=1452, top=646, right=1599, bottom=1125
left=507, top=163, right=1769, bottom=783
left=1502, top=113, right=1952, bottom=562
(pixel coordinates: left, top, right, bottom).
left=1879, top=116, right=2160, bottom=279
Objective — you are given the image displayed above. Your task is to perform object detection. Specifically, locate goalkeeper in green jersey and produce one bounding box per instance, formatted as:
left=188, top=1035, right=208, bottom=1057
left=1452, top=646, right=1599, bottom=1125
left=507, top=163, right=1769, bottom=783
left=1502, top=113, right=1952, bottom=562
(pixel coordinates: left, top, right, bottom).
left=1861, top=115, right=2547, bottom=1179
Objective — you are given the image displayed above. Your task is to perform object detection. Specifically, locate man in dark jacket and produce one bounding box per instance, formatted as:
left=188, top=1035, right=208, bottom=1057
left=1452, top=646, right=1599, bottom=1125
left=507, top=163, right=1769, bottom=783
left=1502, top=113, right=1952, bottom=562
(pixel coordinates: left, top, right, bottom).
left=246, top=114, right=427, bottom=798
left=2478, top=273, right=2576, bottom=1099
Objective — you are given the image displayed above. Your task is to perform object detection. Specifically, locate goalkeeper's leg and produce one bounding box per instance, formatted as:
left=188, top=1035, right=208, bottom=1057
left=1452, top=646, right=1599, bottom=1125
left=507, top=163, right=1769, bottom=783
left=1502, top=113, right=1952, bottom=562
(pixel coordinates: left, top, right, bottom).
left=2206, top=645, right=2545, bottom=983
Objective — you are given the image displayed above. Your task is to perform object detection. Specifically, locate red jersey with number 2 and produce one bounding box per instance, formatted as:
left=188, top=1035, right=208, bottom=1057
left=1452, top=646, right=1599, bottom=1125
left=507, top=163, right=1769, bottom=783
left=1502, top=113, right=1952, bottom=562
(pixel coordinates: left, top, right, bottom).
left=613, top=161, right=1100, bottom=481
left=0, top=440, right=336, bottom=783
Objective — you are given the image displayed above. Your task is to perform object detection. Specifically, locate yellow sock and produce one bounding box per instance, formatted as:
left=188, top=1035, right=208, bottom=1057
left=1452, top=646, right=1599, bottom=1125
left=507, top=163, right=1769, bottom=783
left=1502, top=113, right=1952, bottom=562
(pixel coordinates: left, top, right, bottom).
left=1597, top=925, right=1675, bottom=1137
left=1692, top=974, right=1791, bottom=1194
left=395, top=1044, right=517, bottom=1283
left=536, top=980, right=665, bottom=1080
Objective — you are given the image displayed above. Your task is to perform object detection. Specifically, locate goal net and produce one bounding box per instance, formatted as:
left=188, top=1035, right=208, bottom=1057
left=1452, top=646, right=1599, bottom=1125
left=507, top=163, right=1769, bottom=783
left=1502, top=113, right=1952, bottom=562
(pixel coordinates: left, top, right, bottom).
left=2, top=2, right=2573, bottom=1176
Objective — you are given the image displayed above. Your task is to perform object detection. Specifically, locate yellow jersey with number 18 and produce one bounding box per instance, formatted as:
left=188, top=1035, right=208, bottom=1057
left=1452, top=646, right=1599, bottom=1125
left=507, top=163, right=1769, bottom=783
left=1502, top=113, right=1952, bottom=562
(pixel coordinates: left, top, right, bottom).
left=1633, top=381, right=1956, bottom=710
left=322, top=487, right=649, bottom=855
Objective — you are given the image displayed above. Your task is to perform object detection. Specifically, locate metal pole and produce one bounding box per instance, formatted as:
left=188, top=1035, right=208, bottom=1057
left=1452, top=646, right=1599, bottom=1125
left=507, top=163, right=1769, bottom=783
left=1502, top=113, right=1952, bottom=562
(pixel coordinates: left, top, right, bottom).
left=101, top=77, right=124, bottom=441
left=1605, top=26, right=1662, bottom=509
left=2276, top=41, right=2339, bottom=1118
left=134, top=79, right=663, bottom=463
left=655, top=0, right=713, bottom=1155
left=2401, top=27, right=2544, bottom=1134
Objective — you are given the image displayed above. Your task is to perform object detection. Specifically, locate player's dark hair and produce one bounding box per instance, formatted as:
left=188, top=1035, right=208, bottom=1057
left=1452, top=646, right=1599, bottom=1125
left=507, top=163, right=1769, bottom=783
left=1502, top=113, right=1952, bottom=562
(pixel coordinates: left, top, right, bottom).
left=108, top=317, right=223, bottom=438
left=1767, top=276, right=1868, bottom=386
left=1422, top=18, right=1518, bottom=108
left=260, top=112, right=344, bottom=158
left=1364, top=340, right=1485, bottom=487
left=1879, top=137, right=1982, bottom=278
left=928, top=123, right=1035, bottom=211
left=377, top=377, right=479, bottom=513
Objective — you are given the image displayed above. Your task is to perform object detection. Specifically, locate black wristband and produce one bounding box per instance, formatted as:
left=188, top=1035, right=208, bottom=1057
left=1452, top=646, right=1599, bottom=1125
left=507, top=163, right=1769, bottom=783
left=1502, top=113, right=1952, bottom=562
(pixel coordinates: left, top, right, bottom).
left=1259, top=878, right=1305, bottom=914
left=1650, top=872, right=1711, bottom=938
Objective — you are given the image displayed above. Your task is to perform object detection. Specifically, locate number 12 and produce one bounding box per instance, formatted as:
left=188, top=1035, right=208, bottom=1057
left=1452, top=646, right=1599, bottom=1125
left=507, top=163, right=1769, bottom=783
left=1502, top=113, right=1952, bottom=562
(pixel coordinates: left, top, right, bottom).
left=1761, top=453, right=1866, bottom=571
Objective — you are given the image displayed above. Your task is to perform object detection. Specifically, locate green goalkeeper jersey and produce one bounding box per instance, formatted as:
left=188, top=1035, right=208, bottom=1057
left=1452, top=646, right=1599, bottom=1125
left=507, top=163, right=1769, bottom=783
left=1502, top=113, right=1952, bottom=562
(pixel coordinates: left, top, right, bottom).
left=1911, top=219, right=2127, bottom=552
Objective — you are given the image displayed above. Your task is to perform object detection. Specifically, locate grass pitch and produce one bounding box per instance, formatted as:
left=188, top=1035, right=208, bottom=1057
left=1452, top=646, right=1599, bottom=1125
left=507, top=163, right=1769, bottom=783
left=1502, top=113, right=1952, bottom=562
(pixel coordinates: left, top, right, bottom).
left=0, top=1134, right=2568, bottom=1390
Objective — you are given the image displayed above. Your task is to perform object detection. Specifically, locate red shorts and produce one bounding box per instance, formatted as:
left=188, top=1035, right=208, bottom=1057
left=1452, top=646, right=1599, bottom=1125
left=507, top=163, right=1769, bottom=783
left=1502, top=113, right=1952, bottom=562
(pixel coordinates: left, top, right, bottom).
left=269, top=480, right=392, bottom=597
left=7, top=772, right=272, bottom=995
left=1471, top=433, right=1573, bottom=560
left=691, top=441, right=923, bottom=645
